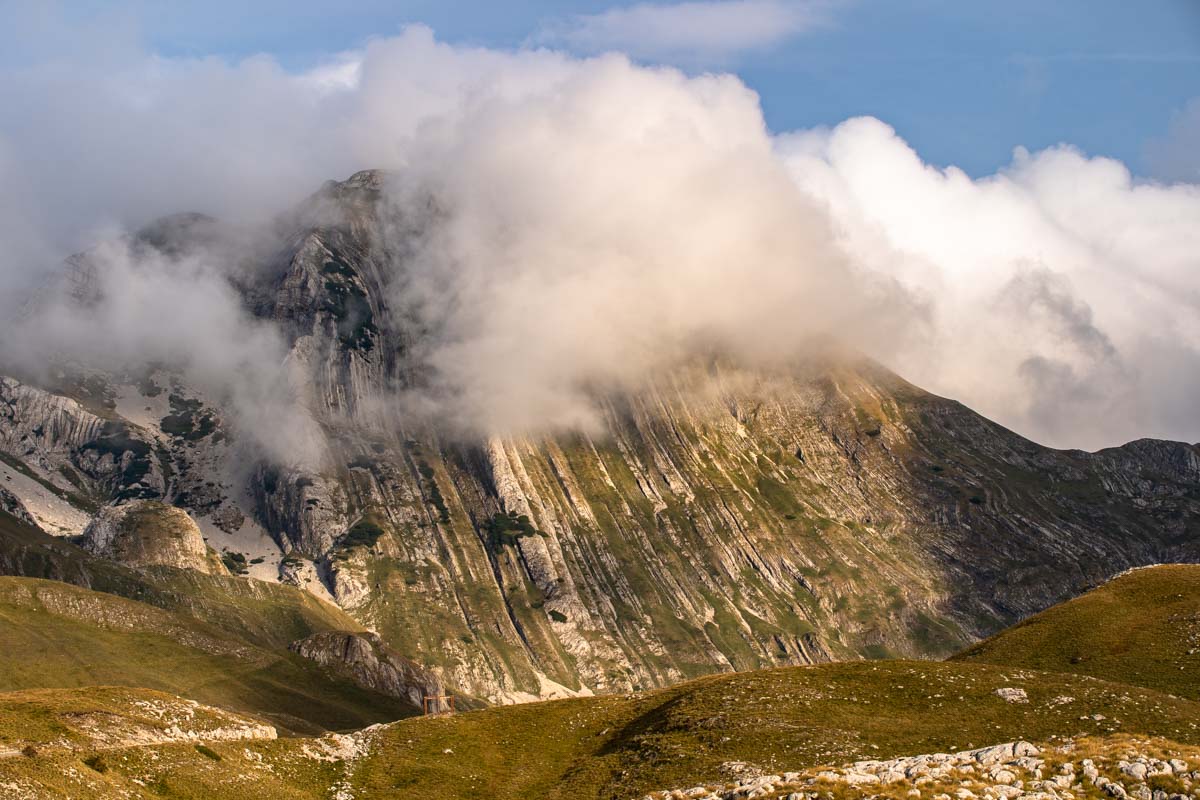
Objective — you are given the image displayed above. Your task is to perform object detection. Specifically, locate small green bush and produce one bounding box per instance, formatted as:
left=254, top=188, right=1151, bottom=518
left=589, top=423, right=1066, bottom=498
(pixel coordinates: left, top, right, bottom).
left=486, top=511, right=539, bottom=547
left=221, top=551, right=249, bottom=574
left=341, top=514, right=386, bottom=549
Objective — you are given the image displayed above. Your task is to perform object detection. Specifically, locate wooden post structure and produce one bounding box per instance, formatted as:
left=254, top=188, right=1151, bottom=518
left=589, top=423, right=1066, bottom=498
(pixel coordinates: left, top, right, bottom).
left=422, top=694, right=456, bottom=715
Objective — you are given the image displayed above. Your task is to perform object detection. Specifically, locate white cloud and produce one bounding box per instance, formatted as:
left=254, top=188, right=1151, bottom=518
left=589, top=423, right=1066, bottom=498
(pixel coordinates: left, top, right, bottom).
left=780, top=118, right=1200, bottom=449
left=1, top=24, right=1198, bottom=454
left=535, top=0, right=831, bottom=62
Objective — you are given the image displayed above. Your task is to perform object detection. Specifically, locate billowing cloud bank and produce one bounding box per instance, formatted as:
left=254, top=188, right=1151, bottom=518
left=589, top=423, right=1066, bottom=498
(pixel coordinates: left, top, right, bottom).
left=782, top=120, right=1200, bottom=448
left=0, top=25, right=1197, bottom=455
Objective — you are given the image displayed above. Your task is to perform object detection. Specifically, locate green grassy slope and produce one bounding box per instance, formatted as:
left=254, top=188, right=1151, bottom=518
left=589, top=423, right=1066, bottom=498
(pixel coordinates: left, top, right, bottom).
left=954, top=564, right=1200, bottom=700
left=0, top=510, right=356, bottom=650
left=0, top=685, right=271, bottom=753
left=0, top=576, right=415, bottom=734
left=0, top=686, right=337, bottom=800
left=351, top=660, right=1200, bottom=800
left=6, top=659, right=1197, bottom=800
left=0, top=512, right=426, bottom=734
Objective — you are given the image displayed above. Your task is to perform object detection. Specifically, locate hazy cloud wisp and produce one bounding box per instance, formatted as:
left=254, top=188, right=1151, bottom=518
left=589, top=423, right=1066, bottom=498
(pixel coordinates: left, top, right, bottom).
left=534, top=0, right=831, bottom=61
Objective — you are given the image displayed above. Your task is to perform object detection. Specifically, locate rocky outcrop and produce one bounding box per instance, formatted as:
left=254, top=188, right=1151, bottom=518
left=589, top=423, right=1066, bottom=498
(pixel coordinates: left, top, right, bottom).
left=0, top=486, right=35, bottom=526
left=0, top=376, right=166, bottom=504
left=645, top=739, right=1200, bottom=800
left=82, top=501, right=226, bottom=575
left=0, top=687, right=276, bottom=757
left=289, top=631, right=445, bottom=709
left=253, top=466, right=349, bottom=558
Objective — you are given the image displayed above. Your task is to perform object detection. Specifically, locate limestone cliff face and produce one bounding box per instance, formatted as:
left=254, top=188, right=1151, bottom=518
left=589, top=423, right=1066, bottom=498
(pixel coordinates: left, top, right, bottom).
left=82, top=501, right=227, bottom=575
left=289, top=631, right=446, bottom=709
left=0, top=376, right=167, bottom=505
left=248, top=359, right=1199, bottom=703
left=2, top=171, right=1198, bottom=705
left=0, top=486, right=35, bottom=525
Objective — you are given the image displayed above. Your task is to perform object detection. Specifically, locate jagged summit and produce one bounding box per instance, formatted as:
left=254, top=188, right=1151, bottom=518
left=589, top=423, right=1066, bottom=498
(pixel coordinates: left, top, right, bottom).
left=132, top=211, right=222, bottom=255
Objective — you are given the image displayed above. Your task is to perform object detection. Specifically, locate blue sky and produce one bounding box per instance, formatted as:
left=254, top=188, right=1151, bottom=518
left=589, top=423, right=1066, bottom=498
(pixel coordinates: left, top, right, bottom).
left=12, top=0, right=1198, bottom=177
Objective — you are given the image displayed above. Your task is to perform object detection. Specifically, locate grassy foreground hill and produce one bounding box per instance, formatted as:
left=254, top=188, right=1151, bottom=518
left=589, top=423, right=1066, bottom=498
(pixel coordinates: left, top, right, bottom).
left=2, top=657, right=1200, bottom=799
left=1, top=522, right=1199, bottom=799
left=0, top=511, right=420, bottom=733
left=0, top=576, right=416, bottom=735
left=956, top=564, right=1200, bottom=700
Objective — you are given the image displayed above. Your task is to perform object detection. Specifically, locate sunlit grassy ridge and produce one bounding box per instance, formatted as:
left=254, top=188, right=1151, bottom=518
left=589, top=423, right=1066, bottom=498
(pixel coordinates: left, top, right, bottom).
left=0, top=576, right=417, bottom=734
left=0, top=512, right=418, bottom=734
left=0, top=510, right=353, bottom=648
left=0, top=685, right=271, bottom=753
left=349, top=659, right=1200, bottom=800
left=1, top=503, right=1199, bottom=800
left=955, top=564, right=1200, bottom=700
left=3, top=658, right=1200, bottom=799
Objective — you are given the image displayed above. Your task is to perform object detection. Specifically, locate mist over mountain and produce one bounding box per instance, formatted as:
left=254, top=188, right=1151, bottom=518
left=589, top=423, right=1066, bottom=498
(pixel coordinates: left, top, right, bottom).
left=2, top=26, right=1198, bottom=455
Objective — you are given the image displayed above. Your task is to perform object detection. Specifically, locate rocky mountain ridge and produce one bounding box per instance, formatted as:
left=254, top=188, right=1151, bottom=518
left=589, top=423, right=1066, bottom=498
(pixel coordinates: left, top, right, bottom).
left=1, top=170, right=1197, bottom=704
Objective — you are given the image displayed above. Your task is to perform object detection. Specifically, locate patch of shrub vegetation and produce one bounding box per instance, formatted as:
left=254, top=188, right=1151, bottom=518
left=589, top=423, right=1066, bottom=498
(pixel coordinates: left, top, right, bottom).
left=853, top=407, right=883, bottom=437
left=221, top=551, right=248, bottom=575
left=486, top=511, right=540, bottom=547
left=321, top=255, right=355, bottom=278
left=81, top=420, right=156, bottom=499
left=322, top=272, right=378, bottom=352
left=418, top=462, right=450, bottom=523
left=548, top=610, right=568, bottom=623
left=83, top=754, right=108, bottom=773
left=341, top=513, right=386, bottom=550
left=260, top=464, right=281, bottom=494
left=137, top=373, right=163, bottom=397
left=160, top=394, right=217, bottom=441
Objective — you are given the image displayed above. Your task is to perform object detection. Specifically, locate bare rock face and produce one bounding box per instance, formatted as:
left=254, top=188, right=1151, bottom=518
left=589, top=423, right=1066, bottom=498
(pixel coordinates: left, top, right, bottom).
left=289, top=630, right=445, bottom=709
left=0, top=376, right=167, bottom=504
left=0, top=485, right=36, bottom=526
left=82, top=501, right=226, bottom=575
